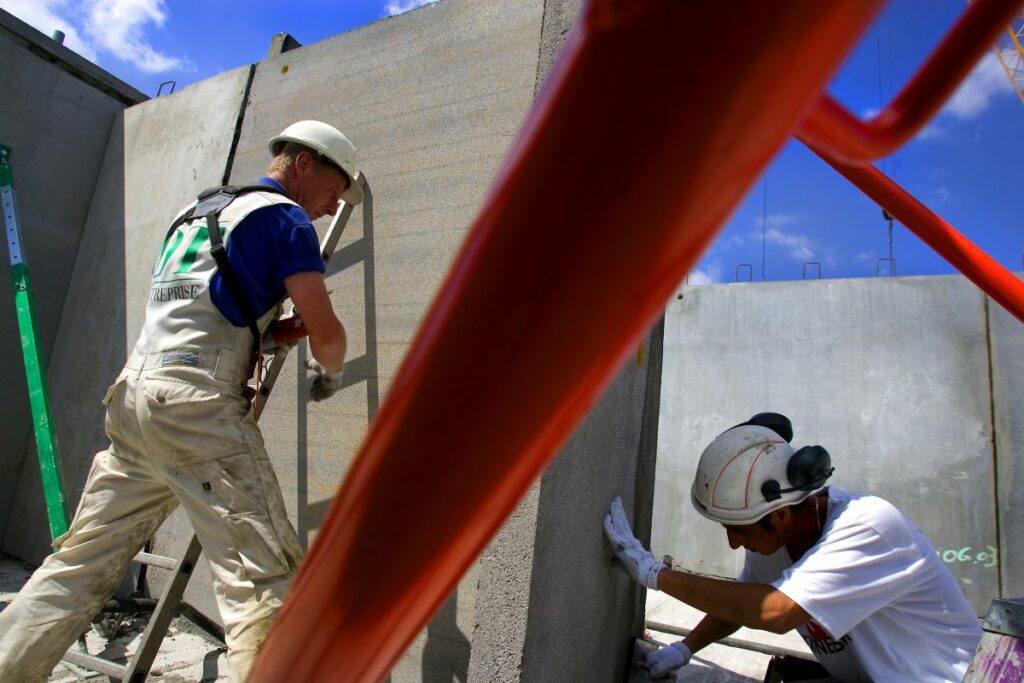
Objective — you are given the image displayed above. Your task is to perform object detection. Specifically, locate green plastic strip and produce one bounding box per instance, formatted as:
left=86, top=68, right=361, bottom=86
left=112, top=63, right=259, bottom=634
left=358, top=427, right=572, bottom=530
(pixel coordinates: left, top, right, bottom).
left=1, top=143, right=69, bottom=541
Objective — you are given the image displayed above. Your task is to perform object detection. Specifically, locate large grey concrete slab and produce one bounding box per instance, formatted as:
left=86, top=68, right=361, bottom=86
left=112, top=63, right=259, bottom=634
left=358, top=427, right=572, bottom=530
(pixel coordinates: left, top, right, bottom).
left=466, top=321, right=659, bottom=682
left=214, top=0, right=545, bottom=676
left=0, top=9, right=142, bottom=559
left=8, top=59, right=256, bottom=600
left=2, top=116, right=130, bottom=563
left=8, top=61, right=251, bottom=560
left=521, top=321, right=662, bottom=682
left=988, top=282, right=1024, bottom=598
left=653, top=275, right=1000, bottom=613
left=227, top=0, right=544, bottom=529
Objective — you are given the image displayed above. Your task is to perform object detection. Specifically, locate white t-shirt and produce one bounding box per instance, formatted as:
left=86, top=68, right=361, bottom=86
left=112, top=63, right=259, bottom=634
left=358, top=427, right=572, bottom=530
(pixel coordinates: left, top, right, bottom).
left=739, top=488, right=981, bottom=682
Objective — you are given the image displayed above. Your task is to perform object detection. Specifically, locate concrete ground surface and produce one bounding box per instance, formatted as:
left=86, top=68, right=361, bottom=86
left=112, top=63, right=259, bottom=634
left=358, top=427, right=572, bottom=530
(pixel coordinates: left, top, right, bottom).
left=2, top=550, right=810, bottom=682
left=0, top=552, right=228, bottom=682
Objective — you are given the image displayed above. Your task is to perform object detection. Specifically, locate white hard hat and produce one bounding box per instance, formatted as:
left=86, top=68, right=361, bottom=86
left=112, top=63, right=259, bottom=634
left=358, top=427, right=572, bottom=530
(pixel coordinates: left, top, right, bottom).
left=269, top=120, right=363, bottom=205
left=690, top=423, right=833, bottom=525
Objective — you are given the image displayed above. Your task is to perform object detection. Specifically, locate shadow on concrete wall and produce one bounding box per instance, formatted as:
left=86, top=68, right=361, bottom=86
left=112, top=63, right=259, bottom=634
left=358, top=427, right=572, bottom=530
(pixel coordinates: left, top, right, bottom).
left=295, top=180, right=380, bottom=551
left=423, top=592, right=470, bottom=682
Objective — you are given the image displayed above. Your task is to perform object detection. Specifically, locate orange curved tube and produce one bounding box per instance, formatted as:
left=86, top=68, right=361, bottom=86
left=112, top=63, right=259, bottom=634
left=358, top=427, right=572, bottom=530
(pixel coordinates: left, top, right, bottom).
left=803, top=139, right=1024, bottom=324
left=798, top=0, right=1021, bottom=162
left=249, top=2, right=883, bottom=681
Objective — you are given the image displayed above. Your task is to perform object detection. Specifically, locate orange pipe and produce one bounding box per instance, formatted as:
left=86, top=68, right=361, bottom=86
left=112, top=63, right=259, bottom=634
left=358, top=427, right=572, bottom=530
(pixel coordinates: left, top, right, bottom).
left=803, top=139, right=1024, bottom=324
left=798, top=0, right=1022, bottom=162
left=250, top=2, right=883, bottom=681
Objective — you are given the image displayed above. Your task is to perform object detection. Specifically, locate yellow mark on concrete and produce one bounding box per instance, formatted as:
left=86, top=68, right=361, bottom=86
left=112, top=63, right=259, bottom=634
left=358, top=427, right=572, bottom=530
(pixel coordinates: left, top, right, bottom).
left=636, top=343, right=644, bottom=368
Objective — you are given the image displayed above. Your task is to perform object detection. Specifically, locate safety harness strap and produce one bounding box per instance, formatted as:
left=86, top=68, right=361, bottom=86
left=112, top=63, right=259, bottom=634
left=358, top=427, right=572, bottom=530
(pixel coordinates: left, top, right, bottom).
left=206, top=211, right=260, bottom=343
left=162, top=183, right=288, bottom=344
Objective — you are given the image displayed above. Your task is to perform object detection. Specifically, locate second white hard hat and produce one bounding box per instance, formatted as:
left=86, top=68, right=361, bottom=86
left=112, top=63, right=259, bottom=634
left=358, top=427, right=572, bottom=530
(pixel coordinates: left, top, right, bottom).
left=690, top=423, right=833, bottom=525
left=269, top=120, right=363, bottom=205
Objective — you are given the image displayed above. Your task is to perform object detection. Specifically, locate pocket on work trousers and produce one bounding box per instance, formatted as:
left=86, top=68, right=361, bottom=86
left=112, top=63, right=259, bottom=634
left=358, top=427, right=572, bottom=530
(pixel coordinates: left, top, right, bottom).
left=101, top=372, right=130, bottom=444
left=202, top=451, right=299, bottom=582
left=141, top=376, right=250, bottom=465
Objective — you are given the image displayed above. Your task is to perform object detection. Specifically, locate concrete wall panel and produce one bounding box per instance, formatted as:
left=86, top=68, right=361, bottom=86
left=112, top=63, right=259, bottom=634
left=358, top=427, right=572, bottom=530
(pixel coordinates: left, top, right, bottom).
left=520, top=322, right=662, bottom=682
left=3, top=117, right=130, bottom=563
left=0, top=10, right=142, bottom=557
left=227, top=0, right=544, bottom=514
left=175, top=2, right=546, bottom=673
left=653, top=276, right=1000, bottom=613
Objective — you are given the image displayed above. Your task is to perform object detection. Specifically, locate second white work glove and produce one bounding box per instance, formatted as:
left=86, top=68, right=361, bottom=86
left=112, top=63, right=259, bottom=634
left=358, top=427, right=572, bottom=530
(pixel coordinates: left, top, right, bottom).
left=642, top=641, right=692, bottom=679
left=603, top=496, right=666, bottom=590
left=306, top=360, right=343, bottom=401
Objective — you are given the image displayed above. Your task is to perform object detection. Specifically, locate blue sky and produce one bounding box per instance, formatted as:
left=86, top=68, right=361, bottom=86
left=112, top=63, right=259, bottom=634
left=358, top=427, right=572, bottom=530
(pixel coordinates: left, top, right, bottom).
left=3, top=0, right=1021, bottom=283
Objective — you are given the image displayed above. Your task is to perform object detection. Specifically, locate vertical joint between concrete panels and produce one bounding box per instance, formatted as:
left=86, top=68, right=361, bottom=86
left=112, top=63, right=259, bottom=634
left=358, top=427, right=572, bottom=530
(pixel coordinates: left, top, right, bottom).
left=220, top=66, right=256, bottom=186
left=632, top=315, right=665, bottom=632
left=983, top=295, right=1002, bottom=597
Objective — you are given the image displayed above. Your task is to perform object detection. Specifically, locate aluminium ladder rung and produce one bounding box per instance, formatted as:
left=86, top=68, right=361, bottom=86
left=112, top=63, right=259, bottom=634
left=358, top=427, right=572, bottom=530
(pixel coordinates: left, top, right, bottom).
left=132, top=551, right=177, bottom=570
left=62, top=510, right=204, bottom=682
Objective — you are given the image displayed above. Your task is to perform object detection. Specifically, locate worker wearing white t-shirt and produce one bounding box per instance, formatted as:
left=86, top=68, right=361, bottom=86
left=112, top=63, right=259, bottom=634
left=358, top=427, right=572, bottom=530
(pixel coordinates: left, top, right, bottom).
left=603, top=413, right=981, bottom=682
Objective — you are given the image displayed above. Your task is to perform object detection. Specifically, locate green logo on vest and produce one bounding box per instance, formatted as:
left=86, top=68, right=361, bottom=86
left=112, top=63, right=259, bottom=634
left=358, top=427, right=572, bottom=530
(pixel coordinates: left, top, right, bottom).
left=152, top=221, right=220, bottom=283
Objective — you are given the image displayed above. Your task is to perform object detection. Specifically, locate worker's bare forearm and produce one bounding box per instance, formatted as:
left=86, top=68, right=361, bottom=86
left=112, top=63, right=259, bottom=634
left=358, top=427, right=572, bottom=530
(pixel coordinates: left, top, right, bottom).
left=683, top=614, right=740, bottom=654
left=283, top=271, right=347, bottom=372
left=308, top=320, right=347, bottom=373
left=656, top=569, right=808, bottom=633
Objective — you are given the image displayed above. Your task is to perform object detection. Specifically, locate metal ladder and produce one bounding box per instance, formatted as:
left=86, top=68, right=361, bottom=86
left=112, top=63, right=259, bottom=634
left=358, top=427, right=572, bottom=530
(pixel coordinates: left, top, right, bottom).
left=58, top=173, right=365, bottom=682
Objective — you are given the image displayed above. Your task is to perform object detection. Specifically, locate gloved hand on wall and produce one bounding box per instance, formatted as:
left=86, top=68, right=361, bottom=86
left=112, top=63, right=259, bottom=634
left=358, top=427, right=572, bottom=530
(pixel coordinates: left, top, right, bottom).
left=306, top=360, right=344, bottom=401
left=642, top=641, right=692, bottom=679
left=603, top=496, right=665, bottom=590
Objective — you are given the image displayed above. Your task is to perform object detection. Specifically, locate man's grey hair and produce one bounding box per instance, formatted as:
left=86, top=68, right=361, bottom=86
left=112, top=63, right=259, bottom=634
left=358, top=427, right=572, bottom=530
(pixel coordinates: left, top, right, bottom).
left=267, top=141, right=336, bottom=175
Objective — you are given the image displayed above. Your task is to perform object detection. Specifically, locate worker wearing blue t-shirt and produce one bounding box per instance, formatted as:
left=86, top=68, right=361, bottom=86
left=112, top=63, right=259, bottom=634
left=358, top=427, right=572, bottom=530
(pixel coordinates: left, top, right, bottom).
left=0, top=120, right=360, bottom=683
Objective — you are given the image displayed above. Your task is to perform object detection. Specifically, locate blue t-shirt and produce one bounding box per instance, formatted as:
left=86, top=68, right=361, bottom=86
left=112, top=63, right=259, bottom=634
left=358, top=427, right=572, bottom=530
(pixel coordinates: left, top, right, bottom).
left=209, top=177, right=325, bottom=326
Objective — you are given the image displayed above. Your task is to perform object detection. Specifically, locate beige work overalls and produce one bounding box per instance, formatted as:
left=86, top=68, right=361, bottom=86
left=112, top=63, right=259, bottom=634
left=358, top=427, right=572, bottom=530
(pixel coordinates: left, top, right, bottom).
left=0, top=190, right=305, bottom=682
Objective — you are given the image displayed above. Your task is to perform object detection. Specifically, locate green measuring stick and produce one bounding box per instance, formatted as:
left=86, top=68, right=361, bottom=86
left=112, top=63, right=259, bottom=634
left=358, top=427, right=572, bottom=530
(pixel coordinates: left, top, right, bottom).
left=1, top=143, right=69, bottom=541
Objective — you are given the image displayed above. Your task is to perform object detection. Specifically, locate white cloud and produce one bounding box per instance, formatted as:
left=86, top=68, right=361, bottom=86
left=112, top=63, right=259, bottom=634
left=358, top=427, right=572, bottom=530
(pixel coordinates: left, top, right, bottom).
left=0, top=0, right=97, bottom=61
left=0, top=0, right=190, bottom=73
left=765, top=227, right=815, bottom=261
left=942, top=52, right=1013, bottom=120
left=82, top=0, right=190, bottom=73
left=723, top=234, right=744, bottom=249
left=686, top=262, right=723, bottom=286
left=385, top=0, right=438, bottom=17
left=755, top=212, right=797, bottom=229
left=916, top=122, right=946, bottom=140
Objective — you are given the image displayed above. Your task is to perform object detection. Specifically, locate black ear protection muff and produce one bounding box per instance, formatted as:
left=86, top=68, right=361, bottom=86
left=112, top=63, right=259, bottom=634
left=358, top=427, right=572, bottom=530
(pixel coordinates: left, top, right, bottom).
left=736, top=412, right=793, bottom=443
left=760, top=445, right=835, bottom=502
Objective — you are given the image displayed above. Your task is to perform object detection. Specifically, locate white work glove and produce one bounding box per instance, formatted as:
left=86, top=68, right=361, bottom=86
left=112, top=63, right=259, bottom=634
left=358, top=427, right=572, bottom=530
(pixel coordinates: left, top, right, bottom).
left=306, top=360, right=343, bottom=401
left=642, top=641, right=692, bottom=679
left=603, top=496, right=666, bottom=590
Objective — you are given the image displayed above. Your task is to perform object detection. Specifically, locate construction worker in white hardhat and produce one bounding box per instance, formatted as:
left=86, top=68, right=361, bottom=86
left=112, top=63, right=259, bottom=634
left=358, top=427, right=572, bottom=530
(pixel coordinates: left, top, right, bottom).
left=0, top=120, right=361, bottom=683
left=604, top=413, right=981, bottom=682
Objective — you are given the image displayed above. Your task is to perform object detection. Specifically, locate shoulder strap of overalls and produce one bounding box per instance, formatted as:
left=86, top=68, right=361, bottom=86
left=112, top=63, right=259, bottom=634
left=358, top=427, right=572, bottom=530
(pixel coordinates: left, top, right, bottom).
left=163, top=184, right=289, bottom=344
